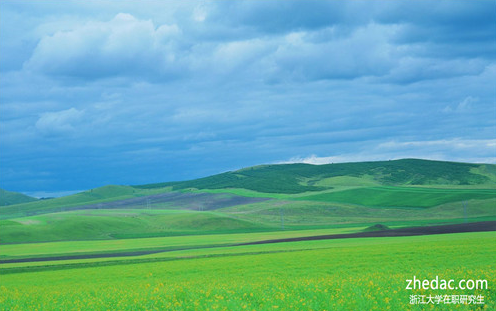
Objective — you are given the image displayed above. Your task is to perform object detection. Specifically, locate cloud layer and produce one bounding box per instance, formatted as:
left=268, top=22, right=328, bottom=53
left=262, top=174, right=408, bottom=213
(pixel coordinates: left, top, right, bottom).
left=0, top=0, right=495, bottom=193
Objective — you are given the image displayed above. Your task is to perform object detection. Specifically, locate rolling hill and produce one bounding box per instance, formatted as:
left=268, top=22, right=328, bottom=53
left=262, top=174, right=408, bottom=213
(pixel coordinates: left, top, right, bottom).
left=0, top=189, right=37, bottom=206
left=1, top=158, right=495, bottom=243
left=138, top=158, right=496, bottom=193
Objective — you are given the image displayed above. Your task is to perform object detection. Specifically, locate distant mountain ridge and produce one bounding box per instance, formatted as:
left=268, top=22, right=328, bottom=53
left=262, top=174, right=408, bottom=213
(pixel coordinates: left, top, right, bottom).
left=138, top=159, right=496, bottom=194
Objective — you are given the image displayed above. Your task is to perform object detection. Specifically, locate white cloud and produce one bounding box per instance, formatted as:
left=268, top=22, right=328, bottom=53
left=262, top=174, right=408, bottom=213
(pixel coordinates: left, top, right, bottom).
left=24, top=189, right=83, bottom=198
left=268, top=23, right=396, bottom=81
left=443, top=96, right=480, bottom=114
left=211, top=38, right=273, bottom=74
left=376, top=139, right=496, bottom=163
left=20, top=6, right=494, bottom=85
left=281, top=154, right=380, bottom=165
left=24, top=13, right=182, bottom=79
left=283, top=139, right=496, bottom=165
left=35, top=107, right=84, bottom=136
left=192, top=3, right=208, bottom=22
left=456, top=96, right=478, bottom=112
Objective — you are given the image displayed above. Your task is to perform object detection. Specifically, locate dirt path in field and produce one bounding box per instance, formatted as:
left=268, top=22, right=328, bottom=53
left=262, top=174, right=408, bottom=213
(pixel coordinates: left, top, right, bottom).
left=237, top=221, right=496, bottom=245
left=2, top=221, right=495, bottom=264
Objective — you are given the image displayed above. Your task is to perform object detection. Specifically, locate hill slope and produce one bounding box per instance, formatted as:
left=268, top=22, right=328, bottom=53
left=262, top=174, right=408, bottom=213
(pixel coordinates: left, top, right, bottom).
left=2, top=159, right=495, bottom=219
left=139, top=159, right=496, bottom=193
left=1, top=159, right=496, bottom=243
left=0, top=189, right=37, bottom=206
left=0, top=185, right=167, bottom=218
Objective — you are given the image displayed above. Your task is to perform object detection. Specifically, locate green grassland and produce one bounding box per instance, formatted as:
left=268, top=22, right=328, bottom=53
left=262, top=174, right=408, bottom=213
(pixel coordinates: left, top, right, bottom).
left=0, top=227, right=364, bottom=262
left=1, top=196, right=495, bottom=244
left=0, top=185, right=172, bottom=219
left=139, top=159, right=496, bottom=193
left=1, top=232, right=494, bottom=310
left=1, top=159, right=495, bottom=244
left=1, top=159, right=495, bottom=310
left=0, top=209, right=275, bottom=244
left=295, top=186, right=496, bottom=207
left=218, top=197, right=496, bottom=227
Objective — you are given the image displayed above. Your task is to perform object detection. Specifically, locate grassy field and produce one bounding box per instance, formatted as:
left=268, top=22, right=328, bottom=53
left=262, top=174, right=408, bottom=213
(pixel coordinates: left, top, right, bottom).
left=1, top=232, right=494, bottom=310
left=296, top=186, right=496, bottom=207
left=0, top=227, right=363, bottom=261
left=2, top=195, right=495, bottom=244
left=1, top=159, right=495, bottom=309
left=0, top=185, right=173, bottom=219
left=219, top=197, right=496, bottom=227
left=140, top=159, right=496, bottom=193
left=0, top=209, right=277, bottom=244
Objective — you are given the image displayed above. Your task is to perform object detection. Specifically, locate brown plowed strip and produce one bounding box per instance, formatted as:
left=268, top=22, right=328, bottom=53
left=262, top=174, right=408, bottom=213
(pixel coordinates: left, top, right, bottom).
left=2, top=221, right=495, bottom=264
left=0, top=250, right=167, bottom=264
left=237, top=221, right=496, bottom=245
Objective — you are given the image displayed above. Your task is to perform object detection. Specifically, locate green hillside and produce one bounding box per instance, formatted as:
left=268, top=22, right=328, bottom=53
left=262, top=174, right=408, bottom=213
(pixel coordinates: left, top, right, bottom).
left=140, top=159, right=495, bottom=194
left=296, top=186, right=496, bottom=208
left=1, top=159, right=495, bottom=243
left=0, top=185, right=169, bottom=219
left=0, top=209, right=272, bottom=243
left=3, top=159, right=496, bottom=218
left=0, top=189, right=37, bottom=206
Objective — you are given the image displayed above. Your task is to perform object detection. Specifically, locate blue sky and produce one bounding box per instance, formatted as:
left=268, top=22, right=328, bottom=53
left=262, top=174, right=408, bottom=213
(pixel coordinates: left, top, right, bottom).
left=1, top=0, right=495, bottom=196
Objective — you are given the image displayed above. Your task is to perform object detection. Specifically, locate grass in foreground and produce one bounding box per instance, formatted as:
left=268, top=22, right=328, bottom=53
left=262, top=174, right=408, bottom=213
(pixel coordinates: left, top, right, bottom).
left=0, top=227, right=363, bottom=261
left=1, top=232, right=494, bottom=310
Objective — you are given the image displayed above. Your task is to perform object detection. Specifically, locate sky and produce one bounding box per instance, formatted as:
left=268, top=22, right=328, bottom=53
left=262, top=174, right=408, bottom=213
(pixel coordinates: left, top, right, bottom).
left=1, top=0, right=495, bottom=196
